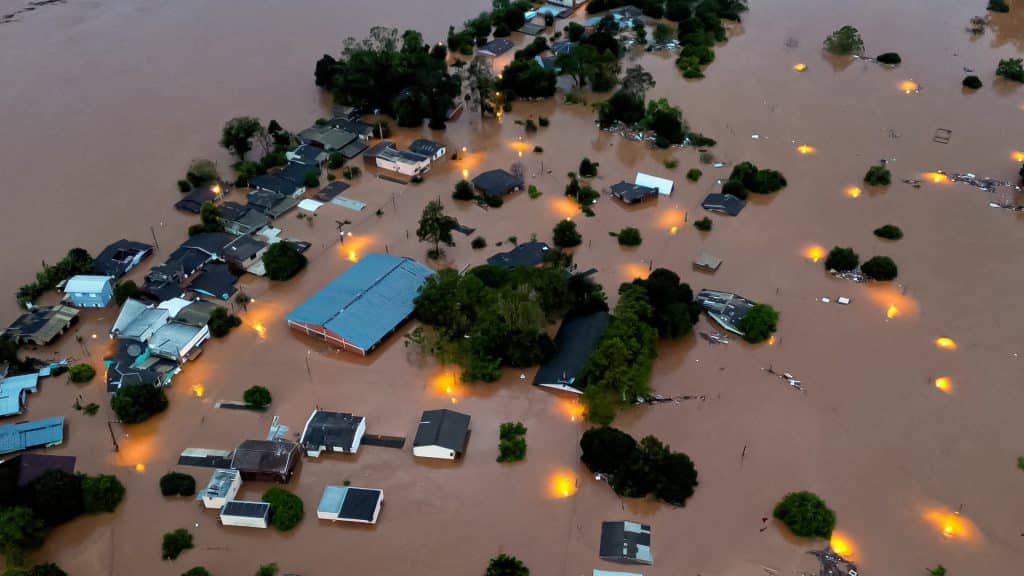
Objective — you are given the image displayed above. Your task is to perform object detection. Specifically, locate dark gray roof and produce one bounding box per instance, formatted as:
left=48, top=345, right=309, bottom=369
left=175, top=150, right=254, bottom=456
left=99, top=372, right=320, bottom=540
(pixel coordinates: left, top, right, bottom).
left=339, top=139, right=369, bottom=159
left=289, top=144, right=325, bottom=166
left=533, top=312, right=610, bottom=391
left=223, top=235, right=268, bottom=265
left=408, top=139, right=445, bottom=157
left=221, top=500, right=270, bottom=519
left=364, top=141, right=396, bottom=159
left=230, top=440, right=299, bottom=475
left=246, top=189, right=299, bottom=218
left=550, top=40, right=577, bottom=56
left=413, top=409, right=470, bottom=453
left=473, top=169, right=524, bottom=197
left=188, top=262, right=238, bottom=301
left=701, top=193, right=746, bottom=217
left=0, top=453, right=76, bottom=488
left=339, top=487, right=381, bottom=522
left=479, top=38, right=514, bottom=56
left=104, top=338, right=177, bottom=392
left=695, top=289, right=756, bottom=334
left=315, top=181, right=350, bottom=202
left=599, top=521, right=653, bottom=564
left=3, top=306, right=79, bottom=346
left=220, top=202, right=270, bottom=234
left=92, top=240, right=153, bottom=278
left=174, top=186, right=220, bottom=214
left=175, top=301, right=218, bottom=327
left=277, top=162, right=316, bottom=186
left=182, top=232, right=234, bottom=257
left=219, top=201, right=249, bottom=222
left=486, top=241, right=550, bottom=268
left=249, top=174, right=301, bottom=196
left=300, top=410, right=364, bottom=451
left=330, top=118, right=373, bottom=136
left=610, top=181, right=658, bottom=203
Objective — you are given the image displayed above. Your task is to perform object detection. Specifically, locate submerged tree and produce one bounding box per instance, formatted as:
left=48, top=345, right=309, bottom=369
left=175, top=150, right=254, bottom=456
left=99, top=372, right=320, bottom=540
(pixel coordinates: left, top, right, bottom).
left=773, top=491, right=836, bottom=538
left=417, top=200, right=458, bottom=259
left=823, top=25, right=865, bottom=55
left=467, top=56, right=497, bottom=118
left=484, top=553, right=529, bottom=576
left=220, top=116, right=262, bottom=159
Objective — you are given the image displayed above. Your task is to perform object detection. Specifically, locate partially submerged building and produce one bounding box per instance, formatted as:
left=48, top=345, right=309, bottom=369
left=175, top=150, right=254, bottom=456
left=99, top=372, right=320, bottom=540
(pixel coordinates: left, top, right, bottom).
left=104, top=338, right=178, bottom=393
left=222, top=235, right=269, bottom=273
left=219, top=500, right=270, bottom=529
left=478, top=38, right=514, bottom=57
left=174, top=185, right=223, bottom=214
left=701, top=193, right=745, bottom=216
left=533, top=311, right=610, bottom=393
left=0, top=372, right=40, bottom=417
left=148, top=321, right=210, bottom=363
left=634, top=173, right=673, bottom=196
left=92, top=239, right=153, bottom=278
left=188, top=262, right=238, bottom=301
left=3, top=305, right=79, bottom=346
left=286, top=144, right=328, bottom=167
left=219, top=202, right=271, bottom=236
left=286, top=254, right=435, bottom=355
left=600, top=521, right=653, bottom=565
left=695, top=289, right=756, bottom=335
left=246, top=188, right=301, bottom=219
left=230, top=439, right=300, bottom=483
left=413, top=409, right=470, bottom=460
left=375, top=147, right=430, bottom=176
left=317, top=485, right=383, bottom=524
left=198, top=468, right=242, bottom=509
left=0, top=453, right=76, bottom=493
left=473, top=169, right=524, bottom=198
left=0, top=417, right=64, bottom=456
left=692, top=252, right=723, bottom=273
left=486, top=241, right=550, bottom=268
left=408, top=139, right=447, bottom=161
left=299, top=410, right=366, bottom=457
left=249, top=173, right=305, bottom=198
left=63, top=275, right=114, bottom=308
left=610, top=181, right=658, bottom=204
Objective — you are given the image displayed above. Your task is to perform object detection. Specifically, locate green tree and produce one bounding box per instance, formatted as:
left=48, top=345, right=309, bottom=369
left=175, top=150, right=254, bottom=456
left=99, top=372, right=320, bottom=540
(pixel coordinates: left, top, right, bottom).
left=988, top=0, right=1009, bottom=12
left=113, top=280, right=141, bottom=305
left=736, top=304, right=779, bottom=344
left=620, top=65, right=655, bottom=100
left=181, top=568, right=211, bottom=576
left=864, top=164, right=891, bottom=186
left=773, top=491, right=836, bottom=538
left=565, top=21, right=585, bottom=41
left=824, top=246, right=859, bottom=272
left=417, top=200, right=458, bottom=259
left=654, top=23, right=675, bottom=44
left=468, top=57, right=497, bottom=118
left=823, top=26, right=864, bottom=55
left=220, top=117, right=262, bottom=159
left=556, top=44, right=600, bottom=88
left=722, top=179, right=746, bottom=199
left=617, top=227, right=642, bottom=246
left=82, top=474, right=125, bottom=513
left=963, top=75, right=983, bottom=89
left=162, top=529, right=194, bottom=560
left=499, top=58, right=557, bottom=99
left=553, top=220, right=582, bottom=248
left=302, top=170, right=320, bottom=188
left=595, top=90, right=645, bottom=128
left=578, top=157, right=599, bottom=177
left=997, top=58, right=1024, bottom=82
left=484, top=553, right=529, bottom=576
left=580, top=427, right=637, bottom=475
left=26, top=470, right=83, bottom=526
left=68, top=364, right=96, bottom=383
left=208, top=307, right=242, bottom=338
left=873, top=224, right=903, bottom=240
left=111, top=383, right=169, bottom=424
left=262, top=487, right=304, bottom=531
left=327, top=152, right=345, bottom=170
left=861, top=256, right=898, bottom=281
left=262, top=242, right=307, bottom=281
left=0, top=508, right=47, bottom=566
left=186, top=159, right=220, bottom=186
left=694, top=217, right=712, bottom=231
left=654, top=451, right=699, bottom=506
left=160, top=472, right=197, bottom=497
left=641, top=99, right=687, bottom=145
left=453, top=180, right=476, bottom=201
left=497, top=422, right=527, bottom=462
left=928, top=566, right=947, bottom=576
left=632, top=268, right=700, bottom=339
left=243, top=385, right=272, bottom=410
left=255, top=563, right=278, bottom=576
left=686, top=168, right=702, bottom=181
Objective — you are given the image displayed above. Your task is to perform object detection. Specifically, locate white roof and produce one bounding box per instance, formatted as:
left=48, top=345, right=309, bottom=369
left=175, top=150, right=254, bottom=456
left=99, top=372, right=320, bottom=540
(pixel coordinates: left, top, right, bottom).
left=111, top=299, right=151, bottom=335
left=635, top=173, right=673, bottom=196
left=298, top=198, right=324, bottom=213
left=158, top=297, right=192, bottom=318
left=64, top=275, right=113, bottom=293
left=0, top=373, right=39, bottom=417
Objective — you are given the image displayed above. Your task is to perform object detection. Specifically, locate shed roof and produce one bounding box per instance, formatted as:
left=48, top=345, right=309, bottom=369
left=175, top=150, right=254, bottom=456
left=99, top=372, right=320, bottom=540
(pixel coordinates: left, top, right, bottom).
left=533, top=312, right=610, bottom=391
left=610, top=181, right=658, bottom=203
left=701, top=193, right=746, bottom=217
left=221, top=500, right=270, bottom=519
left=230, top=439, right=299, bottom=475
left=286, top=254, right=435, bottom=352
left=0, top=373, right=39, bottom=416
left=634, top=173, right=673, bottom=196
left=693, top=252, right=722, bottom=272
left=318, top=485, right=383, bottom=522
left=600, top=520, right=653, bottom=564
left=301, top=410, right=364, bottom=451
left=0, top=417, right=64, bottom=455
left=3, top=305, right=79, bottom=345
left=64, top=275, right=113, bottom=294
left=473, top=169, right=524, bottom=197
left=486, top=241, right=550, bottom=268
left=479, top=38, right=514, bottom=56
left=413, top=409, right=470, bottom=452
left=201, top=468, right=240, bottom=499
left=408, top=139, right=445, bottom=157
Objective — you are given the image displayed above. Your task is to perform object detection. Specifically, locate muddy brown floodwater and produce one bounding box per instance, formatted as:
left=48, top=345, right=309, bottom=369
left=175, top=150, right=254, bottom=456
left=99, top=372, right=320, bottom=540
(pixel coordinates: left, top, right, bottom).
left=2, top=0, right=1024, bottom=574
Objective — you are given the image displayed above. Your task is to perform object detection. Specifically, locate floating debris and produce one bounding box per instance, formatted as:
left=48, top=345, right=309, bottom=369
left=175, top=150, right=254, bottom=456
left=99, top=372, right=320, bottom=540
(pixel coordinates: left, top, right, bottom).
left=950, top=172, right=1015, bottom=193
left=763, top=366, right=805, bottom=392
left=830, top=269, right=868, bottom=283
left=700, top=331, right=730, bottom=344
left=808, top=546, right=858, bottom=576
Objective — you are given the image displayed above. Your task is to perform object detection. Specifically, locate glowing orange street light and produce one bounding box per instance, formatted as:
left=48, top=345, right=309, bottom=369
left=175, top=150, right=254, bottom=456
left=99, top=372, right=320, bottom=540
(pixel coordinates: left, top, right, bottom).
left=793, top=63, right=807, bottom=72
left=886, top=304, right=899, bottom=319
left=899, top=80, right=919, bottom=93
left=462, top=168, right=469, bottom=179
left=922, top=172, right=950, bottom=184
left=191, top=384, right=205, bottom=398
left=935, top=337, right=957, bottom=350
left=802, top=244, right=825, bottom=263
left=1012, top=150, right=1024, bottom=162
left=669, top=226, right=678, bottom=235
left=796, top=144, right=816, bottom=155
left=934, top=377, right=952, bottom=393
left=845, top=186, right=862, bottom=198
left=135, top=463, right=145, bottom=473
left=253, top=323, right=267, bottom=339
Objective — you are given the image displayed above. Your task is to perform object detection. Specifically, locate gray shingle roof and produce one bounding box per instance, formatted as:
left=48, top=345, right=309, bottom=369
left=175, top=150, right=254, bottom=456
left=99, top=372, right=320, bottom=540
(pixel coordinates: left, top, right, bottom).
left=413, top=409, right=470, bottom=453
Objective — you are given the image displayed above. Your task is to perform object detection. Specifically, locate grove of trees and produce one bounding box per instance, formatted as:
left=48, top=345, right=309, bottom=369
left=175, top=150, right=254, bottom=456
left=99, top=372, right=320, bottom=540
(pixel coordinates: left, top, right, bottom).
left=773, top=491, right=836, bottom=538
left=111, top=383, right=169, bottom=424
left=580, top=426, right=699, bottom=506
left=262, top=242, right=307, bottom=281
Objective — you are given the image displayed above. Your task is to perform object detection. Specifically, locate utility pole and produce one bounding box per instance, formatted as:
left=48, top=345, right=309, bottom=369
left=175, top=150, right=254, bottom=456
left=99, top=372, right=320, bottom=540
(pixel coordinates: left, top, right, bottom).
left=150, top=225, right=160, bottom=251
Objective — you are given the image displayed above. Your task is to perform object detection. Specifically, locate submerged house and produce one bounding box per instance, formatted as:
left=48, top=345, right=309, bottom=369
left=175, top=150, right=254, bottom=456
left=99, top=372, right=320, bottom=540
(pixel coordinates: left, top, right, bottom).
left=142, top=233, right=233, bottom=301
left=249, top=173, right=304, bottom=198
left=0, top=453, right=76, bottom=493
left=363, top=141, right=396, bottom=166
left=317, top=485, right=383, bottom=524
left=222, top=234, right=269, bottom=273
left=286, top=144, right=328, bottom=167
left=413, top=409, right=470, bottom=460
left=0, top=417, right=64, bottom=456
left=148, top=321, right=210, bottom=363
left=486, top=241, right=550, bottom=268
left=299, top=410, right=366, bottom=457
left=701, top=193, right=745, bottom=217
left=63, top=275, right=114, bottom=308
left=610, top=181, right=658, bottom=204
left=92, top=239, right=153, bottom=278
left=634, top=172, right=673, bottom=196
left=246, top=188, right=300, bottom=219
left=219, top=202, right=271, bottom=236
left=408, top=139, right=447, bottom=162
left=174, top=184, right=223, bottom=214
left=375, top=147, right=430, bottom=176
left=104, top=338, right=178, bottom=393
left=198, top=468, right=242, bottom=509
left=219, top=500, right=270, bottom=529
left=473, top=169, right=524, bottom=198
left=599, top=521, right=653, bottom=565
left=3, top=305, right=79, bottom=346
left=0, top=372, right=40, bottom=417
left=478, top=38, right=514, bottom=57
left=533, top=311, right=610, bottom=394
left=188, top=262, right=238, bottom=301
left=695, top=289, right=756, bottom=335
left=286, top=254, right=435, bottom=355
left=230, top=439, right=300, bottom=483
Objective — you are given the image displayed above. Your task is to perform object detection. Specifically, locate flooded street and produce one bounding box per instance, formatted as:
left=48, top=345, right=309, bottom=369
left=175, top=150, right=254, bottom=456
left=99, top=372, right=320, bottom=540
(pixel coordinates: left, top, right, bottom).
left=2, top=0, right=1024, bottom=574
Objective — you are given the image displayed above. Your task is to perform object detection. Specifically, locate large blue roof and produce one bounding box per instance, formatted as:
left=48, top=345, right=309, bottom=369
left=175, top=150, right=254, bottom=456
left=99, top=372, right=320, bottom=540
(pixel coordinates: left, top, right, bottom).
left=0, top=417, right=64, bottom=455
left=287, top=254, right=434, bottom=351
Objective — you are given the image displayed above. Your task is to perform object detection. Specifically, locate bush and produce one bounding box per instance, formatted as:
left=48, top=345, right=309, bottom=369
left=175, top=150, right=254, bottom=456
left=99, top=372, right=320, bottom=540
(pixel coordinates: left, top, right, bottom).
left=664, top=158, right=679, bottom=170
left=111, top=384, right=168, bottom=424
left=453, top=180, right=475, bottom=200
left=988, top=0, right=1010, bottom=13
left=262, top=487, right=304, bottom=531
left=177, top=180, right=192, bottom=193
left=160, top=472, right=197, bottom=497
left=773, top=491, right=836, bottom=538
left=861, top=256, right=898, bottom=281
left=864, top=164, right=891, bottom=186
left=996, top=58, right=1024, bottom=82
left=538, top=116, right=549, bottom=127
left=686, top=168, right=702, bottom=181
left=722, top=179, right=747, bottom=199
left=262, top=242, right=307, bottom=281
left=485, top=554, right=529, bottom=576
left=0, top=507, right=47, bottom=565
left=14, top=564, right=68, bottom=576
left=873, top=224, right=903, bottom=240
left=533, top=146, right=544, bottom=153
left=823, top=25, right=864, bottom=55
left=302, top=170, right=320, bottom=188
left=256, top=564, right=278, bottom=576
left=694, top=217, right=712, bottom=231
left=728, top=161, right=786, bottom=194
left=342, top=166, right=362, bottom=179
left=186, top=159, right=220, bottom=187
left=243, top=385, right=272, bottom=410
left=963, top=75, right=983, bottom=89
left=617, top=227, right=642, bottom=246
left=929, top=566, right=947, bottom=576
left=68, top=364, right=96, bottom=383
left=208, top=307, right=241, bottom=338
left=736, top=304, right=778, bottom=344
left=876, top=52, right=901, bottom=65
left=162, top=529, right=194, bottom=560
left=553, top=220, right=582, bottom=248
left=579, top=427, right=699, bottom=506
left=471, top=236, right=487, bottom=250
left=824, top=246, right=859, bottom=272
left=497, top=422, right=527, bottom=463
left=83, top=402, right=99, bottom=416
left=113, top=280, right=141, bottom=305
left=527, top=184, right=541, bottom=199
left=82, top=474, right=125, bottom=513
left=579, top=157, right=599, bottom=177
left=327, top=151, right=345, bottom=170
left=181, top=569, right=211, bottom=576
left=483, top=193, right=504, bottom=208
